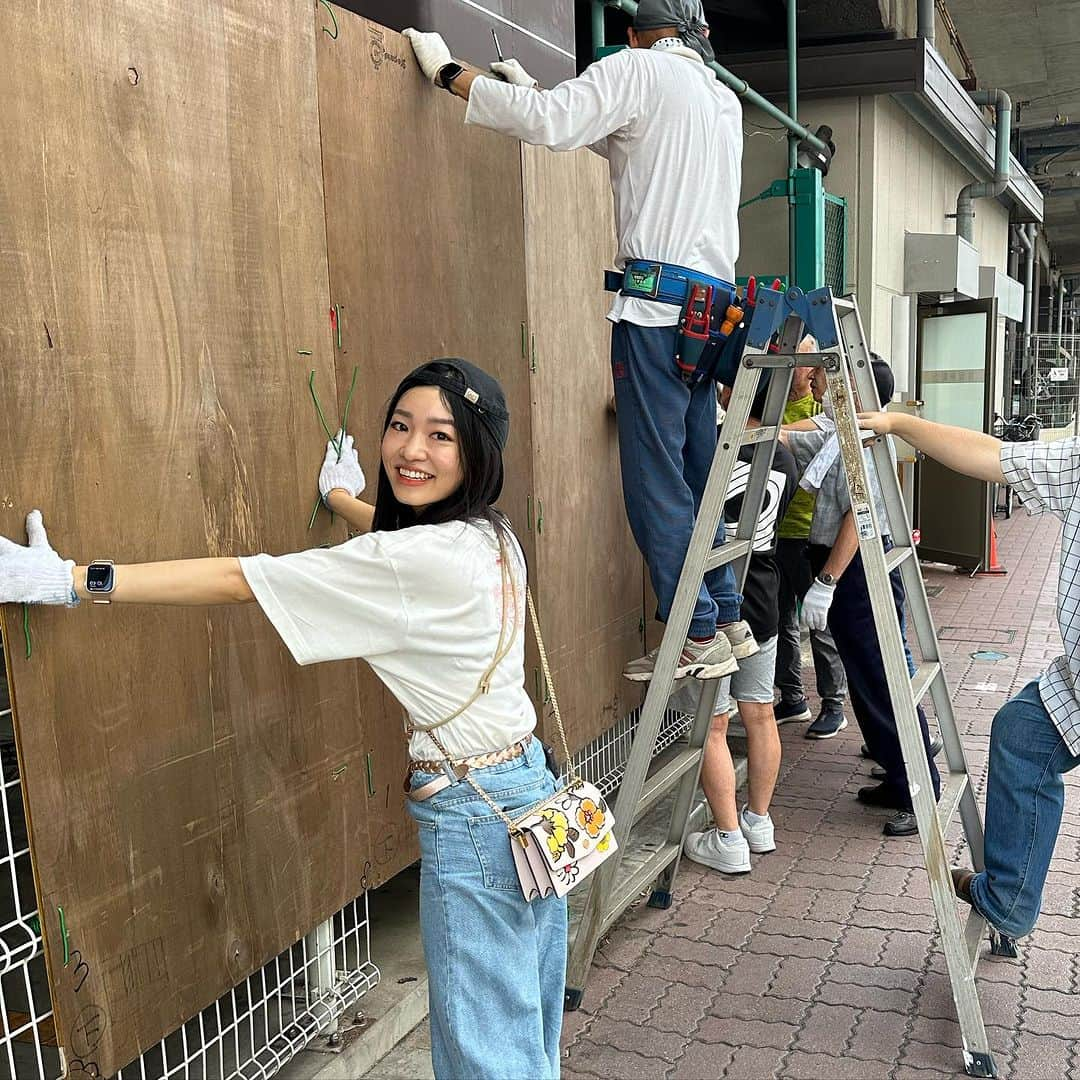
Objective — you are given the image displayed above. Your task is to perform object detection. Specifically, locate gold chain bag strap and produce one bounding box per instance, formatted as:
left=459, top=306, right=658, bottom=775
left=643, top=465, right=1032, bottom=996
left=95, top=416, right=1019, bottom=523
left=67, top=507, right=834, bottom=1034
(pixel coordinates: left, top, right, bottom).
left=422, top=529, right=617, bottom=902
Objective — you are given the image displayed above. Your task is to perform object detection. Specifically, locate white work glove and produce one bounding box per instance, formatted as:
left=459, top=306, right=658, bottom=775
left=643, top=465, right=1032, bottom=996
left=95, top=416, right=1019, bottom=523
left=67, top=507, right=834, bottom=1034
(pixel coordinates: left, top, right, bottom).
left=402, top=28, right=453, bottom=84
left=800, top=578, right=835, bottom=631
left=491, top=58, right=538, bottom=88
left=0, top=510, right=78, bottom=606
left=319, top=431, right=366, bottom=505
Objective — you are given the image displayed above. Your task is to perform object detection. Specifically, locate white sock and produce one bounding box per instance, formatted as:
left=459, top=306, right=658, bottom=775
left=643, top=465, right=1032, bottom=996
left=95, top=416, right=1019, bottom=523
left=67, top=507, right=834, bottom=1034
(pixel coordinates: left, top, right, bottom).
left=742, top=808, right=771, bottom=825
left=715, top=829, right=743, bottom=843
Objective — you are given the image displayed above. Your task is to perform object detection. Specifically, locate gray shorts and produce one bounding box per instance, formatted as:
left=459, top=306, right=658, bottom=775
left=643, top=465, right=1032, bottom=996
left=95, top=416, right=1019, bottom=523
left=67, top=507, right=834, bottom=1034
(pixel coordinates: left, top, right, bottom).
left=715, top=635, right=778, bottom=716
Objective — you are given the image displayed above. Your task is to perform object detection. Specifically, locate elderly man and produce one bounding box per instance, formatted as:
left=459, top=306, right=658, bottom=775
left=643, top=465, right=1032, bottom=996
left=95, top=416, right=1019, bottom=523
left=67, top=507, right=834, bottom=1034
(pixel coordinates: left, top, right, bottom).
left=859, top=411, right=1080, bottom=940
left=403, top=1, right=755, bottom=683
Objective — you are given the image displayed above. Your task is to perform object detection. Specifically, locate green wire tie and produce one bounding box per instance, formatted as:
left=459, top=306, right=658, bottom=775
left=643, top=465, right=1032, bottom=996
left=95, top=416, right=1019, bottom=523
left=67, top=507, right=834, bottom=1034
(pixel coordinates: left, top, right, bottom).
left=365, top=752, right=376, bottom=797
left=22, top=604, right=31, bottom=660
left=308, top=365, right=359, bottom=529
left=319, top=0, right=338, bottom=39
left=58, top=905, right=70, bottom=966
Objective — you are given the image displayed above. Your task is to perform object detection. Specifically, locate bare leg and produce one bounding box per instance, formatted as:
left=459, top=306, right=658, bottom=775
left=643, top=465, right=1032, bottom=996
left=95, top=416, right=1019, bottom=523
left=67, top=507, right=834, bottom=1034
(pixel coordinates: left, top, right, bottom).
left=740, top=701, right=781, bottom=815
left=699, top=711, right=739, bottom=831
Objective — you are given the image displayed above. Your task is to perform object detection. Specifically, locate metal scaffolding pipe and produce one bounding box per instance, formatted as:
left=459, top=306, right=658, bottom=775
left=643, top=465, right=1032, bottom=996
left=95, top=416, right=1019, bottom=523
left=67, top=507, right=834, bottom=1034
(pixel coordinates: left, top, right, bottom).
left=919, top=0, right=936, bottom=49
left=956, top=89, right=1011, bottom=243
left=592, top=0, right=828, bottom=155
left=787, top=0, right=798, bottom=173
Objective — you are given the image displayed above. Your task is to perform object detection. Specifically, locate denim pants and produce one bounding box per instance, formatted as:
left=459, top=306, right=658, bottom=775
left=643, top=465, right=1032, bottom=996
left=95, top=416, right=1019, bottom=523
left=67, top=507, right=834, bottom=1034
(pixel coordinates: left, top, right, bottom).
left=809, top=542, right=941, bottom=803
left=407, top=739, right=568, bottom=1080
left=774, top=537, right=848, bottom=710
left=611, top=321, right=741, bottom=637
left=970, top=680, right=1080, bottom=939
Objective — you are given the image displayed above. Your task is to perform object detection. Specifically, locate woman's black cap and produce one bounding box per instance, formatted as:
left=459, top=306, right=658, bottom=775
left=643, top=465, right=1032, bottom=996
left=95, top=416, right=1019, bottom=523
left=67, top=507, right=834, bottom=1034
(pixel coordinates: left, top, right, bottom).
left=399, top=358, right=510, bottom=450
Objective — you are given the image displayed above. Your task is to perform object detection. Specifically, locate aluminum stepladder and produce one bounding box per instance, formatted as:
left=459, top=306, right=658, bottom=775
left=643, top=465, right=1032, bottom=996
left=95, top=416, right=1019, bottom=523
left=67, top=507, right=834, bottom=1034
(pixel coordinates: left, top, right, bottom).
left=564, top=304, right=806, bottom=1007
left=565, top=285, right=1009, bottom=1079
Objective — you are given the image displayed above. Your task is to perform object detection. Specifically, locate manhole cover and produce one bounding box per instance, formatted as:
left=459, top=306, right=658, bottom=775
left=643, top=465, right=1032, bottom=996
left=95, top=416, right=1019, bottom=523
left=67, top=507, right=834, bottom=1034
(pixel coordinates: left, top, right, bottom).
left=939, top=626, right=1016, bottom=644
left=971, top=650, right=1009, bottom=662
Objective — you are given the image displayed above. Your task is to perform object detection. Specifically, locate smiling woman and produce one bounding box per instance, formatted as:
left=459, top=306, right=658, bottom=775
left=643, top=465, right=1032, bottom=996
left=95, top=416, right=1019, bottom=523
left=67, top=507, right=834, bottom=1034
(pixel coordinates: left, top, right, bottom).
left=0, top=358, right=566, bottom=1080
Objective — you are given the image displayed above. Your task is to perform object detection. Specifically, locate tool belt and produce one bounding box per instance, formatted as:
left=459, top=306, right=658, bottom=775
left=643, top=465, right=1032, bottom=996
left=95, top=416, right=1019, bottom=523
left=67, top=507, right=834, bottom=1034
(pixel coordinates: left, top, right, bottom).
left=406, top=734, right=533, bottom=802
left=604, top=260, right=744, bottom=386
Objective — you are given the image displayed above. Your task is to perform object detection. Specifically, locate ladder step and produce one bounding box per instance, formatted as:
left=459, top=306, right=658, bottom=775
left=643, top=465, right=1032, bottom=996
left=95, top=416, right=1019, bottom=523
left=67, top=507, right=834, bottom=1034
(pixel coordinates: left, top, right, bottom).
left=633, top=748, right=703, bottom=825
left=600, top=842, right=682, bottom=936
left=885, top=545, right=912, bottom=573
left=742, top=425, right=778, bottom=446
left=937, top=771, right=970, bottom=832
left=964, top=905, right=987, bottom=973
left=910, top=661, right=941, bottom=704
left=704, top=538, right=752, bottom=572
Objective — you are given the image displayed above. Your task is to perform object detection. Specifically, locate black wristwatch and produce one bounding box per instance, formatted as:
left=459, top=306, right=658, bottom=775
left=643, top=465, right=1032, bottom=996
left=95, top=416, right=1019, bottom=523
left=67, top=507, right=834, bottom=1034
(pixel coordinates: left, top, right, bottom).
left=817, top=571, right=837, bottom=587
left=437, top=62, right=465, bottom=90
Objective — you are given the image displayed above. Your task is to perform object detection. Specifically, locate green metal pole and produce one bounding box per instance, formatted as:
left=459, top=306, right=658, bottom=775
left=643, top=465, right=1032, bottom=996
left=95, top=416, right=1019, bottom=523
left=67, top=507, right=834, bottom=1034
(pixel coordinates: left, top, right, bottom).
left=599, top=0, right=828, bottom=156
left=591, top=1, right=606, bottom=56
left=787, top=0, right=798, bottom=173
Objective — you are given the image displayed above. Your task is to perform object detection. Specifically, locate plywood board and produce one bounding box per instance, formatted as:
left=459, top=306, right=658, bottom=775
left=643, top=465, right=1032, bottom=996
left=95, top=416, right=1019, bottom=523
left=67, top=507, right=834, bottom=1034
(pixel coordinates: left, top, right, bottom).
left=521, top=145, right=646, bottom=754
left=0, top=2, right=371, bottom=1074
left=315, top=11, right=534, bottom=885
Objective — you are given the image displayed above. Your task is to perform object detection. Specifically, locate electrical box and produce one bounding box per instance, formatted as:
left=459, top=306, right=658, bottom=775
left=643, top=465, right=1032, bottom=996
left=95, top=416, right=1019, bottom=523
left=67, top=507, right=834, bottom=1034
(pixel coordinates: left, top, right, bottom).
left=978, top=266, right=1024, bottom=322
left=903, top=233, right=981, bottom=299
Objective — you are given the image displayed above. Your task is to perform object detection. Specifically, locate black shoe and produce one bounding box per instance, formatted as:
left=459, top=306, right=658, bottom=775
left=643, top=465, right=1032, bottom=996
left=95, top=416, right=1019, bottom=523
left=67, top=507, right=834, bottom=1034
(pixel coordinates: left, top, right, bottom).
left=805, top=708, right=848, bottom=740
left=884, top=811, right=919, bottom=837
left=860, top=743, right=874, bottom=760
left=869, top=736, right=944, bottom=779
left=952, top=867, right=976, bottom=904
left=857, top=783, right=912, bottom=811
left=775, top=697, right=812, bottom=724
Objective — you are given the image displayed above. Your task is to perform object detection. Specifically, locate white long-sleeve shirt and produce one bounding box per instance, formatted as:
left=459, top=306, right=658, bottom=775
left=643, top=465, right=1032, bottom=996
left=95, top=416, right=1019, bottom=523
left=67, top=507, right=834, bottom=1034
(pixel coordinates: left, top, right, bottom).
left=466, top=44, right=742, bottom=327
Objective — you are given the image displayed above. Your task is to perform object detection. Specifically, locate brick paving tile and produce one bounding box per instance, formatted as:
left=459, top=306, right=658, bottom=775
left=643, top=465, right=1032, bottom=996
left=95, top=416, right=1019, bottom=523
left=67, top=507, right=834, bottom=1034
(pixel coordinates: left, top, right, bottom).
left=707, top=991, right=805, bottom=1026
left=559, top=1005, right=595, bottom=1049
left=649, top=981, right=715, bottom=1036
left=764, top=886, right=819, bottom=920
left=829, top=960, right=920, bottom=992
left=907, top=1014, right=1013, bottom=1056
left=890, top=1066, right=955, bottom=1080
left=570, top=1039, right=674, bottom=1079
left=877, top=929, right=933, bottom=971
left=696, top=1015, right=799, bottom=1050
left=832, top=928, right=887, bottom=967
left=1011, top=1031, right=1075, bottom=1080
left=781, top=1050, right=888, bottom=1079
left=846, top=1007, right=912, bottom=1063
left=790, top=1001, right=859, bottom=1056
left=765, top=955, right=830, bottom=1000
left=576, top=962, right=628, bottom=1015
left=753, top=914, right=849, bottom=941
left=720, top=951, right=779, bottom=996
left=581, top=1017, right=686, bottom=1063
left=898, top=1034, right=1012, bottom=1076
left=1023, top=984, right=1080, bottom=1015
left=745, top=931, right=835, bottom=960
left=666, top=1040, right=737, bottom=1079
left=816, top=979, right=912, bottom=1012
left=721, top=1044, right=787, bottom=1079
left=1022, top=1008, right=1080, bottom=1039
left=652, top=934, right=745, bottom=969
left=600, top=972, right=670, bottom=1026
left=632, top=950, right=730, bottom=990
left=846, top=904, right=929, bottom=933
left=593, top=927, right=655, bottom=971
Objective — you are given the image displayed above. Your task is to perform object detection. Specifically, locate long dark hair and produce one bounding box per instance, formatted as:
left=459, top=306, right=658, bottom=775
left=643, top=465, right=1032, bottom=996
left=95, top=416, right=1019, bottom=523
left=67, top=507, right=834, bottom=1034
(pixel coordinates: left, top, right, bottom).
left=371, top=362, right=508, bottom=536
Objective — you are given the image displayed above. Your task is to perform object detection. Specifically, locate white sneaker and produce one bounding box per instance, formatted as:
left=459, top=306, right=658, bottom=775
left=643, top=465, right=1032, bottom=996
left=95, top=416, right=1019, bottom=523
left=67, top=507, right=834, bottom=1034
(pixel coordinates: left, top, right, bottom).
left=718, top=619, right=759, bottom=660
left=623, top=633, right=738, bottom=682
left=739, top=806, right=776, bottom=854
left=683, top=828, right=751, bottom=874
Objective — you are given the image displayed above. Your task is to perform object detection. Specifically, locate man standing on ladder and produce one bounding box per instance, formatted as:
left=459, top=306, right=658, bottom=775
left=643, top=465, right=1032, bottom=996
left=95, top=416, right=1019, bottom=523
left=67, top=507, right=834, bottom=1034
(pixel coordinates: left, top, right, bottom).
left=858, top=412, right=1080, bottom=940
left=403, top=1, right=756, bottom=682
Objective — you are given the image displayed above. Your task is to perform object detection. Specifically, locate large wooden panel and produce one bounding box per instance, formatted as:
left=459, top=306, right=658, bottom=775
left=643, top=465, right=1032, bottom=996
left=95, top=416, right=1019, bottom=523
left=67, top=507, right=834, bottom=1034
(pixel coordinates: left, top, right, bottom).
left=521, top=146, right=646, bottom=754
left=315, top=11, right=534, bottom=885
left=0, top=2, right=370, bottom=1074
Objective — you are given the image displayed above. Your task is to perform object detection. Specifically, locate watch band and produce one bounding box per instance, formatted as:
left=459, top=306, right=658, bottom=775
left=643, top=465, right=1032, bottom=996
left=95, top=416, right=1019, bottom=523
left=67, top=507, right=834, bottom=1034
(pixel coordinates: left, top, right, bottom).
left=437, top=62, right=464, bottom=90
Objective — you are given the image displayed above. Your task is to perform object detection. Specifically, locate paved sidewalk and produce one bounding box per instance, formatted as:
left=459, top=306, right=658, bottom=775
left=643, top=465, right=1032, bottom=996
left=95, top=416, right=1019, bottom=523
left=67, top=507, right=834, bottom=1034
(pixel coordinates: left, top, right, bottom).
left=562, top=508, right=1078, bottom=1080
left=368, top=509, right=1078, bottom=1079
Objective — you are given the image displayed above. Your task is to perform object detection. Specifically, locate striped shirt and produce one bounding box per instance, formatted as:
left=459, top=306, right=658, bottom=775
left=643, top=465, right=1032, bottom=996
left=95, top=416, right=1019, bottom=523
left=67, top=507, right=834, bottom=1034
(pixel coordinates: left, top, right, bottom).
left=1001, top=438, right=1080, bottom=755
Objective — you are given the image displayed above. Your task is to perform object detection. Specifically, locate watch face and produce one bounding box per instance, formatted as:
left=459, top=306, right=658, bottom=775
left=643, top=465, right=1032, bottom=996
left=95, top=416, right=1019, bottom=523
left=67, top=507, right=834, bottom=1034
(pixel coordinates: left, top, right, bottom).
left=86, top=563, right=114, bottom=593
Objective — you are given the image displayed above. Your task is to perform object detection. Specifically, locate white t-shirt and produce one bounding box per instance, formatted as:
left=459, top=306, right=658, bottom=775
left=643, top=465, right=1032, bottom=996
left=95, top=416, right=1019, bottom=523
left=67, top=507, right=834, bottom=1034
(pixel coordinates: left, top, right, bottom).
left=466, top=44, right=742, bottom=328
left=239, top=520, right=536, bottom=761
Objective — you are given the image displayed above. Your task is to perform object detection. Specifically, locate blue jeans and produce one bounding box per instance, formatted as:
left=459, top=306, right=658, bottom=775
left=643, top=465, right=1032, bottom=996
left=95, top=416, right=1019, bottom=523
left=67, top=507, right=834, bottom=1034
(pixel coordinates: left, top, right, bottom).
left=970, top=680, right=1080, bottom=939
left=611, top=321, right=741, bottom=637
left=407, top=739, right=567, bottom=1080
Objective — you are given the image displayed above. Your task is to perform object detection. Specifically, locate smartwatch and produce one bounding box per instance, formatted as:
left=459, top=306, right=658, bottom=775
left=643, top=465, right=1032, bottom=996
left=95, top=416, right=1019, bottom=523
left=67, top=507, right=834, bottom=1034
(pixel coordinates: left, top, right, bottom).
left=86, top=560, right=116, bottom=604
left=817, top=571, right=837, bottom=587
left=437, top=62, right=464, bottom=90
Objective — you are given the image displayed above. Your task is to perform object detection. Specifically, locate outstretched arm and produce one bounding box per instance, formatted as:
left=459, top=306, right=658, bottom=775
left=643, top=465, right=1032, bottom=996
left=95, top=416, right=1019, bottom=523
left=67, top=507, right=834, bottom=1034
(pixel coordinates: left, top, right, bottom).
left=858, top=412, right=1005, bottom=485
left=71, top=558, right=254, bottom=606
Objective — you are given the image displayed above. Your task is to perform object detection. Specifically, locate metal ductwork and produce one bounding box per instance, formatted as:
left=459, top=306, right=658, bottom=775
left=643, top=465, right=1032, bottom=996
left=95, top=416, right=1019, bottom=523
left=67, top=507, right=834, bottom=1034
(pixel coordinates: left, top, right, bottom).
left=956, top=90, right=1012, bottom=243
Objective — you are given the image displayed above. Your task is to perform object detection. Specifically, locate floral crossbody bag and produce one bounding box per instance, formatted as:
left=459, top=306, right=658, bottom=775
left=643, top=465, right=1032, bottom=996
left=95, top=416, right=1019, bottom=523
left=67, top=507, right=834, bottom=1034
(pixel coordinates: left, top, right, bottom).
left=423, top=530, right=618, bottom=901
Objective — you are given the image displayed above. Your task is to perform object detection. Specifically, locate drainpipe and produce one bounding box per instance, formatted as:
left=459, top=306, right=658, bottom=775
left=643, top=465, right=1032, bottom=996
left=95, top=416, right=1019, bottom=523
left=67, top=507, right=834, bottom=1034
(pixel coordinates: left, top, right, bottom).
left=591, top=2, right=605, bottom=54
left=918, top=0, right=936, bottom=49
left=1015, top=223, right=1035, bottom=357
left=955, top=90, right=1012, bottom=243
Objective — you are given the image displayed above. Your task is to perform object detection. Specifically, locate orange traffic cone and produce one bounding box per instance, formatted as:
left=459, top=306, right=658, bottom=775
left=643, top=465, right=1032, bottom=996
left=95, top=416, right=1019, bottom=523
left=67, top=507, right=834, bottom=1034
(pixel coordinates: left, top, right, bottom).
left=976, top=521, right=1007, bottom=576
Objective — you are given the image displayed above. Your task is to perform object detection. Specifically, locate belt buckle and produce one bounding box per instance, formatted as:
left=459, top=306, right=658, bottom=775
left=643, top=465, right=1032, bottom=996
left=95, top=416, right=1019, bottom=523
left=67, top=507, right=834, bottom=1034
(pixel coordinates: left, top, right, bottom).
left=625, top=262, right=661, bottom=298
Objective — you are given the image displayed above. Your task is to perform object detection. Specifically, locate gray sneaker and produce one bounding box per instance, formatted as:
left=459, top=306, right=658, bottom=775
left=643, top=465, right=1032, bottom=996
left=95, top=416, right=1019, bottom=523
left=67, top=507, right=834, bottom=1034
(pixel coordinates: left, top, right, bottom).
left=684, top=828, right=751, bottom=874
left=718, top=619, right=759, bottom=660
left=623, top=633, right=738, bottom=682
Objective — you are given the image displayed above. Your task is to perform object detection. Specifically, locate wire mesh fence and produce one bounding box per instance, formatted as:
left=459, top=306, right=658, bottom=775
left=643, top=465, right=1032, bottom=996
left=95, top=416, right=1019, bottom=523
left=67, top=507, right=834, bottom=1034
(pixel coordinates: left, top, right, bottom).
left=1020, top=331, right=1080, bottom=433
left=0, top=620, right=378, bottom=1080
left=824, top=193, right=846, bottom=297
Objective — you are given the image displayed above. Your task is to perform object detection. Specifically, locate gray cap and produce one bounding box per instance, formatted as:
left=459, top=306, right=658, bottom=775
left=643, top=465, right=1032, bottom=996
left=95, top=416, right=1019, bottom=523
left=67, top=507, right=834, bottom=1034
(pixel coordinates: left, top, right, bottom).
left=633, top=0, right=714, bottom=63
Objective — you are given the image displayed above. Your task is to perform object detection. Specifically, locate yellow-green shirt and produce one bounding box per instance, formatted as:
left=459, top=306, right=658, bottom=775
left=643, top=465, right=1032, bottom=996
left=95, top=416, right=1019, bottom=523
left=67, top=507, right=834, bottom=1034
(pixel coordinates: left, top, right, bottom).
left=776, top=394, right=822, bottom=540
